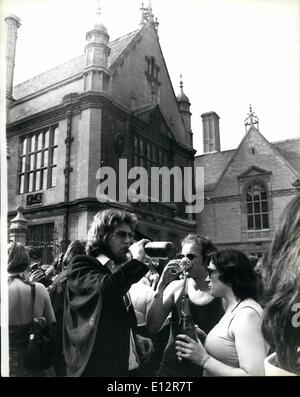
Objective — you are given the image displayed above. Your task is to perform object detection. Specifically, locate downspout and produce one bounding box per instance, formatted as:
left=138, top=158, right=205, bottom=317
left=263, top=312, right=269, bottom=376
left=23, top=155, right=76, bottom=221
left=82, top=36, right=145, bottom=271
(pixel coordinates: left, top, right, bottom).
left=62, top=94, right=77, bottom=250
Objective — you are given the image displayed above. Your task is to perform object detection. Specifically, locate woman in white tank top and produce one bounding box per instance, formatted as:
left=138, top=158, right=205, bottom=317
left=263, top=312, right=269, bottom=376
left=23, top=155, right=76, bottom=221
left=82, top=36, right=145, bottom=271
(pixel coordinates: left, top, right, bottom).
left=175, top=249, right=267, bottom=376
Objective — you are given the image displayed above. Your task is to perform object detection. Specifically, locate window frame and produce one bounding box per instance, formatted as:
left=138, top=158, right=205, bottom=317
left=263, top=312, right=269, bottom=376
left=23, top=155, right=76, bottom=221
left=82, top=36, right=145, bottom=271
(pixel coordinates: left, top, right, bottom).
left=131, top=134, right=172, bottom=202
left=18, top=125, right=58, bottom=194
left=246, top=182, right=270, bottom=231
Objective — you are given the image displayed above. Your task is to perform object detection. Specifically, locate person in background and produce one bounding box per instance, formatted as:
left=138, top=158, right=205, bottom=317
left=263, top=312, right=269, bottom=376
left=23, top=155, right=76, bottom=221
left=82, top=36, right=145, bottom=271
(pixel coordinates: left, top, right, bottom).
left=63, top=209, right=152, bottom=377
left=27, top=247, right=52, bottom=288
left=247, top=255, right=259, bottom=269
left=49, top=240, right=87, bottom=376
left=8, top=242, right=56, bottom=377
left=129, top=261, right=171, bottom=376
left=175, top=249, right=267, bottom=376
left=146, top=234, right=224, bottom=376
left=45, top=253, right=64, bottom=281
left=129, top=275, right=155, bottom=376
left=262, top=194, right=300, bottom=376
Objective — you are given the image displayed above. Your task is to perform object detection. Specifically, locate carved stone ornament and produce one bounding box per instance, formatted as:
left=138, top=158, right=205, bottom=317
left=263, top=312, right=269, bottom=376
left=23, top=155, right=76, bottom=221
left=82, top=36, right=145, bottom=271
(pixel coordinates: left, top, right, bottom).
left=114, top=133, right=125, bottom=156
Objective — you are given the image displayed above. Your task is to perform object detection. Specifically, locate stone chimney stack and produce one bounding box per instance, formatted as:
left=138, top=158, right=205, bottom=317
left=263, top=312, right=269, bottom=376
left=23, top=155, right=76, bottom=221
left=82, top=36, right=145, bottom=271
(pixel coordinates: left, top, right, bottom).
left=5, top=14, right=21, bottom=100
left=201, top=111, right=221, bottom=153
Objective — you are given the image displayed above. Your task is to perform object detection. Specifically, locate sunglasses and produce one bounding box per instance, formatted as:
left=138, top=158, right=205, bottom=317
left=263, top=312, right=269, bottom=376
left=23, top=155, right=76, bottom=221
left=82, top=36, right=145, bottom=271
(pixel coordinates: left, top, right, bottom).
left=111, top=231, right=134, bottom=240
left=175, top=253, right=198, bottom=261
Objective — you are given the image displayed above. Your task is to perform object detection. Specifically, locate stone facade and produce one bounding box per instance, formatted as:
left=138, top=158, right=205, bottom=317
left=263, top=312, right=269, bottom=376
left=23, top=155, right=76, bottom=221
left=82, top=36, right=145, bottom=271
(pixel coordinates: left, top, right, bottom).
left=195, top=124, right=300, bottom=257
left=6, top=10, right=196, bottom=263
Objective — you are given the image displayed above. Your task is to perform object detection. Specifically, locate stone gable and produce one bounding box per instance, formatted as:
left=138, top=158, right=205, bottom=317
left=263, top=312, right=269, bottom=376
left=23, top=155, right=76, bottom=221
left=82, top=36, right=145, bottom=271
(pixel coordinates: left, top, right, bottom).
left=213, top=127, right=299, bottom=197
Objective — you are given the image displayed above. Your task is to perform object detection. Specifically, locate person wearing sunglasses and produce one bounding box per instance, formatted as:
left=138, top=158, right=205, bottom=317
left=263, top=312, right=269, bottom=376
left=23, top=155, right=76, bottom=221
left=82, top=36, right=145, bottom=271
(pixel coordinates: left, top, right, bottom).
left=63, top=208, right=152, bottom=377
left=146, top=234, right=224, bottom=376
left=175, top=249, right=267, bottom=376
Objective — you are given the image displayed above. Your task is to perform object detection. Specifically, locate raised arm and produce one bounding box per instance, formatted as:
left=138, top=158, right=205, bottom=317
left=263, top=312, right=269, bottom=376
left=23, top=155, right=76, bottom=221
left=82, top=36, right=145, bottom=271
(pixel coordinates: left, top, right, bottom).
left=146, top=261, right=183, bottom=334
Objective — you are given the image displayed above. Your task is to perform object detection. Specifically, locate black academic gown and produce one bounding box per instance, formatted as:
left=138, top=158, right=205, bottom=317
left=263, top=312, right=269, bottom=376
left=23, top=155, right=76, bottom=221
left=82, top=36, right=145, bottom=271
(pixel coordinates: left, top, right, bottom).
left=63, top=254, right=148, bottom=377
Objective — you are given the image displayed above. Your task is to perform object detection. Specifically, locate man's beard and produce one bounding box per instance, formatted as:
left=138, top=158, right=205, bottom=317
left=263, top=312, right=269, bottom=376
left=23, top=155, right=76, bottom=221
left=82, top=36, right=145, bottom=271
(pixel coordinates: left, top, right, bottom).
left=105, top=246, right=129, bottom=265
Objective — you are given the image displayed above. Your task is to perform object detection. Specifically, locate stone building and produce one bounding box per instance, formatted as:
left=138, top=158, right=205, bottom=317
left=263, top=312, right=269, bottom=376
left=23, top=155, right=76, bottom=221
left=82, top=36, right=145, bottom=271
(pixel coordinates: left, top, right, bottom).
left=195, top=107, right=300, bottom=257
left=6, top=5, right=196, bottom=263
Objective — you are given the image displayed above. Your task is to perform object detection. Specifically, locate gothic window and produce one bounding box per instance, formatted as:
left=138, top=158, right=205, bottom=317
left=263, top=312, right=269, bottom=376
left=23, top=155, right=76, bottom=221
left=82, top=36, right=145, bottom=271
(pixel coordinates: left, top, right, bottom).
left=132, top=135, right=167, bottom=169
left=19, top=125, right=58, bottom=194
left=246, top=182, right=269, bottom=230
left=145, top=56, right=161, bottom=85
left=155, top=65, right=160, bottom=81
left=131, top=134, right=170, bottom=201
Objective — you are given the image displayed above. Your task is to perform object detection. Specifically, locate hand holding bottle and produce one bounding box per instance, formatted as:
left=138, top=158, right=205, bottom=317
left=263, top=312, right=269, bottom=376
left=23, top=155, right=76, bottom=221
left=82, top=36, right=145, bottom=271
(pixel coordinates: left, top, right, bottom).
left=175, top=334, right=210, bottom=367
left=129, top=239, right=150, bottom=262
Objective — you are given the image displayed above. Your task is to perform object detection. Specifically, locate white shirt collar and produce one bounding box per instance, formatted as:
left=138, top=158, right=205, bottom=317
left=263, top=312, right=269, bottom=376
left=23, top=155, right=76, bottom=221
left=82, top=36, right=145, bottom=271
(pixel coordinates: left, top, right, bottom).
left=97, top=253, right=118, bottom=273
left=97, top=253, right=111, bottom=266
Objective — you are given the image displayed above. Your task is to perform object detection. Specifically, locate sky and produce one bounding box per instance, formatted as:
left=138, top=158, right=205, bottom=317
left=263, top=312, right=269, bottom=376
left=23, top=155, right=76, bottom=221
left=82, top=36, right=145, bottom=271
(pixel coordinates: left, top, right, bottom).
left=1, top=0, right=300, bottom=155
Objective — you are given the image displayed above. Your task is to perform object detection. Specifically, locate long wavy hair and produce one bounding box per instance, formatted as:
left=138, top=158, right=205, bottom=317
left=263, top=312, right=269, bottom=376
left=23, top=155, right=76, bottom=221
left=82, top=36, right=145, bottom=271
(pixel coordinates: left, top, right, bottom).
left=86, top=209, right=138, bottom=257
left=209, top=249, right=258, bottom=301
left=261, top=194, right=300, bottom=374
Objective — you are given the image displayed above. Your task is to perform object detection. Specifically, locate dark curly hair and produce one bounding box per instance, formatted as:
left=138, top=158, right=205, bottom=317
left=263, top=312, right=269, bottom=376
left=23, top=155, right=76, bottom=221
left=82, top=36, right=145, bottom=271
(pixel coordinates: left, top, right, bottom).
left=261, top=194, right=300, bottom=374
left=27, top=246, right=42, bottom=261
left=209, top=249, right=258, bottom=301
left=86, top=209, right=138, bottom=257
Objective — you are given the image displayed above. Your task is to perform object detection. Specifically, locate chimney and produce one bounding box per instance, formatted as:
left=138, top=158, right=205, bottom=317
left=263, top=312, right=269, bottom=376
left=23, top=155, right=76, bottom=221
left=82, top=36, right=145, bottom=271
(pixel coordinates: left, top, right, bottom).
left=5, top=14, right=21, bottom=100
left=201, top=111, right=221, bottom=153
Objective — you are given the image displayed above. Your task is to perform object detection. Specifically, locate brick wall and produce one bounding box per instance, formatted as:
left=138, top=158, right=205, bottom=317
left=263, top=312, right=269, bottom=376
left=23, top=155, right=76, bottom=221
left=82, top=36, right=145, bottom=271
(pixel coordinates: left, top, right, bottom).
left=197, top=128, right=300, bottom=251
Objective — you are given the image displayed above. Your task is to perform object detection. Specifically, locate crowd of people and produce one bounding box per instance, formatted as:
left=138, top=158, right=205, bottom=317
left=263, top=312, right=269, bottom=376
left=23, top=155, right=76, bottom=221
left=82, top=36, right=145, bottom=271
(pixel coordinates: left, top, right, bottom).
left=7, top=195, right=300, bottom=377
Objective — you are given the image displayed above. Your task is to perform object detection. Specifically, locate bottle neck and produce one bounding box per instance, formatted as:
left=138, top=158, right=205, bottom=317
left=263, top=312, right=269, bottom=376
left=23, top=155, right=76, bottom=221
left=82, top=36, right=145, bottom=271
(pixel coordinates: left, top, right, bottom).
left=181, top=291, right=192, bottom=317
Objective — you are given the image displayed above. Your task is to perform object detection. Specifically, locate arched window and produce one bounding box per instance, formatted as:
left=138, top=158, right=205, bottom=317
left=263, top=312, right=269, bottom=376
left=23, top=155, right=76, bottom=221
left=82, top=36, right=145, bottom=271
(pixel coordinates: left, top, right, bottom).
left=246, top=182, right=269, bottom=230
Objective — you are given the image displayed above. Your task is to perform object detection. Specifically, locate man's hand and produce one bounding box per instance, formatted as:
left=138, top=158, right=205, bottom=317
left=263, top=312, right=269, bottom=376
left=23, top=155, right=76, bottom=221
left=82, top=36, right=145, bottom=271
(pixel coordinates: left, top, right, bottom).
left=156, top=259, right=183, bottom=293
left=129, top=239, right=150, bottom=262
left=135, top=334, right=154, bottom=363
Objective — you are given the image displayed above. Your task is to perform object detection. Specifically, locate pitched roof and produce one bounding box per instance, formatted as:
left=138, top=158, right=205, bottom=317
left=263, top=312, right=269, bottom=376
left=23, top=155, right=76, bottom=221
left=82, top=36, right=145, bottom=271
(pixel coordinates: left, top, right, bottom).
left=108, top=29, right=140, bottom=68
left=13, top=29, right=140, bottom=100
left=195, top=134, right=300, bottom=190
left=273, top=138, right=300, bottom=172
left=195, top=149, right=235, bottom=189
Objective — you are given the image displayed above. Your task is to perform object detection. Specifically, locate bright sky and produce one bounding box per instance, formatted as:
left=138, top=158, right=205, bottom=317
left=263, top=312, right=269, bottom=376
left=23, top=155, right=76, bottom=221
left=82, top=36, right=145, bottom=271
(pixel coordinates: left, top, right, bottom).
left=1, top=0, right=300, bottom=155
